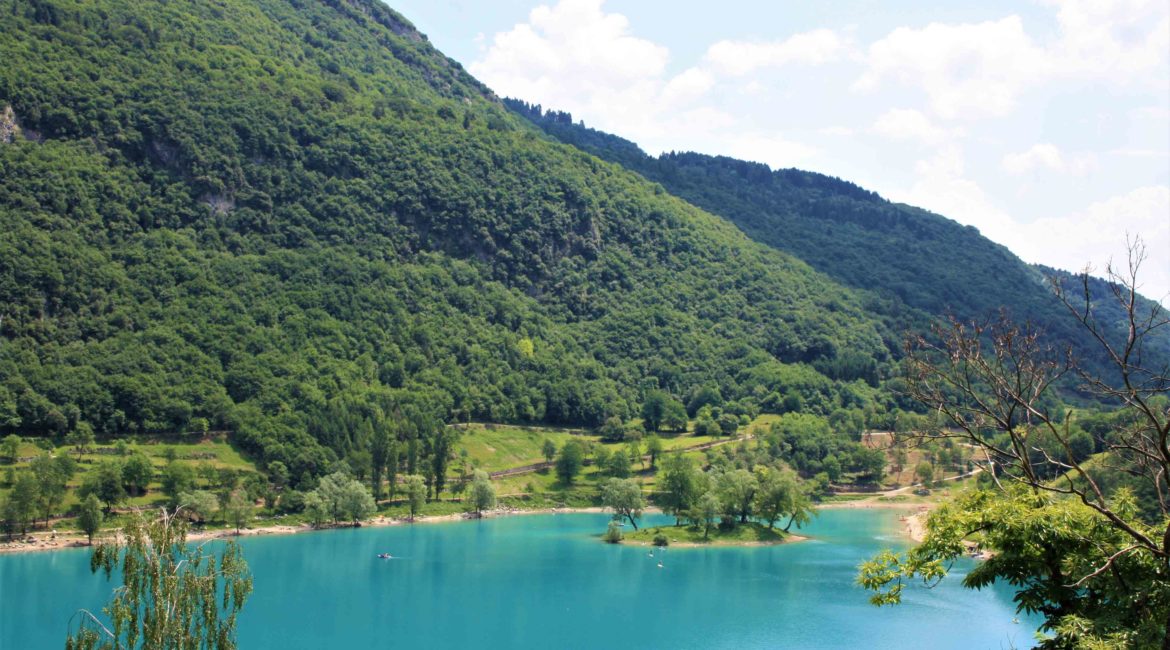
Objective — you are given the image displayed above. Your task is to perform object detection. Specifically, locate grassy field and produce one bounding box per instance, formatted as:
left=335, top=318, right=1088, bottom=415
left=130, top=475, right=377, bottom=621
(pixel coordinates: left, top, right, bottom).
left=454, top=423, right=584, bottom=473
left=2, top=435, right=261, bottom=512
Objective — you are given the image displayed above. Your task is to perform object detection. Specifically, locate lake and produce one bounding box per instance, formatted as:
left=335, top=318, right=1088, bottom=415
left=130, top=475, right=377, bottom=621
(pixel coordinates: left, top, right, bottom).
left=0, top=509, right=1039, bottom=649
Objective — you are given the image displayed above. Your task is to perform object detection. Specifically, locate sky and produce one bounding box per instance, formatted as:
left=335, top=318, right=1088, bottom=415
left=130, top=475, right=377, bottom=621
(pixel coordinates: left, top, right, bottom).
left=390, top=0, right=1170, bottom=302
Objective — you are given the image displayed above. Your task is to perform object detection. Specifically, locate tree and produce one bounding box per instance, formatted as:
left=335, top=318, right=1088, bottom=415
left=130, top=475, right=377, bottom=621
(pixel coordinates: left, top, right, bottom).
left=429, top=427, right=455, bottom=499
left=662, top=399, right=688, bottom=433
left=715, top=469, right=758, bottom=524
left=81, top=461, right=126, bottom=514
left=913, top=461, right=934, bottom=488
left=267, top=461, right=289, bottom=491
left=64, top=510, right=251, bottom=650
left=121, top=453, right=154, bottom=497
left=689, top=491, right=720, bottom=540
left=687, top=385, right=723, bottom=417
left=77, top=494, right=103, bottom=544
left=717, top=413, right=739, bottom=437
left=892, top=446, right=908, bottom=476
left=645, top=435, right=663, bottom=469
left=657, top=454, right=702, bottom=525
left=66, top=423, right=95, bottom=461
left=468, top=470, right=496, bottom=516
left=641, top=390, right=669, bottom=433
left=30, top=453, right=72, bottom=524
left=781, top=484, right=815, bottom=533
left=179, top=490, right=219, bottom=523
left=598, top=416, right=626, bottom=442
left=303, top=491, right=328, bottom=529
left=626, top=440, right=643, bottom=469
left=9, top=471, right=38, bottom=534
left=541, top=439, right=557, bottom=465
left=309, top=472, right=374, bottom=525
left=555, top=439, right=585, bottom=485
left=224, top=491, right=253, bottom=534
left=601, top=478, right=646, bottom=531
left=1, top=434, right=19, bottom=463
left=161, top=461, right=197, bottom=509
left=337, top=479, right=375, bottom=525
left=604, top=447, right=631, bottom=478
left=860, top=242, right=1170, bottom=648
left=405, top=474, right=427, bottom=521
left=754, top=468, right=798, bottom=530
left=369, top=424, right=393, bottom=501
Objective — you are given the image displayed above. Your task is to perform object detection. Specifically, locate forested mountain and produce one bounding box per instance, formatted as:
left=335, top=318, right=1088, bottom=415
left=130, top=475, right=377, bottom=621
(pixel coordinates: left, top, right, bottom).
left=505, top=100, right=1169, bottom=382
left=0, top=0, right=903, bottom=485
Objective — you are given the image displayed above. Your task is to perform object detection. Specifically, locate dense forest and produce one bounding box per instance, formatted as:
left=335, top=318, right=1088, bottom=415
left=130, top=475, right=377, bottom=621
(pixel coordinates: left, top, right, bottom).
left=504, top=99, right=1170, bottom=384
left=0, top=0, right=911, bottom=485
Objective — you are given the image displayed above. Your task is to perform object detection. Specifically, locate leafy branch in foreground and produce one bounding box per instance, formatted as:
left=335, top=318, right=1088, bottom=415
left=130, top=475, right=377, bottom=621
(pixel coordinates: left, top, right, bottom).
left=859, top=240, right=1170, bottom=649
left=65, top=509, right=252, bottom=650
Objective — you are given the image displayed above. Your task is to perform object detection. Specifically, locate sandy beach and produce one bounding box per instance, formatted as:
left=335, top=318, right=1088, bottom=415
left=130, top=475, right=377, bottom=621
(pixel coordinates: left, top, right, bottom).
left=0, top=501, right=935, bottom=556
left=0, top=505, right=613, bottom=555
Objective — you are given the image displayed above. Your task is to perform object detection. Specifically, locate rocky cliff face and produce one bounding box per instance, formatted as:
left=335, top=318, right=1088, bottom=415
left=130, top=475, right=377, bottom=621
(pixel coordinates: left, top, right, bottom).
left=0, top=106, right=20, bottom=143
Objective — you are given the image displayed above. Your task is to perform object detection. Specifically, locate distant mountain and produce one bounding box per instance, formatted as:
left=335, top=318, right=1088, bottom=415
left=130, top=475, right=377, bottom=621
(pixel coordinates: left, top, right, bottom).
left=0, top=0, right=900, bottom=480
left=505, top=99, right=1169, bottom=382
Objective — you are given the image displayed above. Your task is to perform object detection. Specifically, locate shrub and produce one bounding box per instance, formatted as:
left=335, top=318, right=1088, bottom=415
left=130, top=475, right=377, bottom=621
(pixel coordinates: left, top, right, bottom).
left=603, top=520, right=623, bottom=544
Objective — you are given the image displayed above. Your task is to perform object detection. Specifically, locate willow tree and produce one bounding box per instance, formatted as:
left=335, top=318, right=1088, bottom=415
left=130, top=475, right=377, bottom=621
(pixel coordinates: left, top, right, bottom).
left=65, top=509, right=252, bottom=650
left=859, top=242, right=1170, bottom=649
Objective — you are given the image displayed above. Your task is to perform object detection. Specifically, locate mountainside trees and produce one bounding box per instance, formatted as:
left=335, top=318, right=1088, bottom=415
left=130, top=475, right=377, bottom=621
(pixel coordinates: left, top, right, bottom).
left=505, top=99, right=1170, bottom=387
left=0, top=0, right=896, bottom=486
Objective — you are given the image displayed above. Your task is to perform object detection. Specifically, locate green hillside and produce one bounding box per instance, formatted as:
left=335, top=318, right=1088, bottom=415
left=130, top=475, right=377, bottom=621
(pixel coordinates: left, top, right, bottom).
left=505, top=100, right=1168, bottom=381
left=0, top=0, right=900, bottom=484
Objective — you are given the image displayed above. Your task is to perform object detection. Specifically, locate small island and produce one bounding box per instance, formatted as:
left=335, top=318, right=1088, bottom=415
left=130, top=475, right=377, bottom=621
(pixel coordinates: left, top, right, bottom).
left=620, top=522, right=804, bottom=547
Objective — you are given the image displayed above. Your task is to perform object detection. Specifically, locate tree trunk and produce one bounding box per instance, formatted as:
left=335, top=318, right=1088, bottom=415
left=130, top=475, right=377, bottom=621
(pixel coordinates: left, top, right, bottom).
left=627, top=513, right=638, bottom=531
left=783, top=514, right=795, bottom=532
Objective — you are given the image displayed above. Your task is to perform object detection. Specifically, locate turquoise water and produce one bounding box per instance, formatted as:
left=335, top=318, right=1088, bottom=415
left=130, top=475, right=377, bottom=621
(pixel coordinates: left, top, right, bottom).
left=1, top=510, right=1039, bottom=649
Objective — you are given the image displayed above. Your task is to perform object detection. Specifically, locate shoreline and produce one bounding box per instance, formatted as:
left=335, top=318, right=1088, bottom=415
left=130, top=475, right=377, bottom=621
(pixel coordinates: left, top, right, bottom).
left=0, top=505, right=612, bottom=556
left=620, top=531, right=810, bottom=548
left=0, top=502, right=931, bottom=556
left=814, top=496, right=934, bottom=543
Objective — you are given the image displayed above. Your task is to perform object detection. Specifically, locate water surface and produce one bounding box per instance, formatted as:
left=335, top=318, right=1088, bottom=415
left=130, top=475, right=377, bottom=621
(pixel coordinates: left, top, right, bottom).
left=0, top=509, right=1039, bottom=649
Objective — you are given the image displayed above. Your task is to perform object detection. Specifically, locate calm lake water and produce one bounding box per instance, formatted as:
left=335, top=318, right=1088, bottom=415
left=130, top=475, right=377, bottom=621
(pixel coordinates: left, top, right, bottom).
left=0, top=509, right=1039, bottom=649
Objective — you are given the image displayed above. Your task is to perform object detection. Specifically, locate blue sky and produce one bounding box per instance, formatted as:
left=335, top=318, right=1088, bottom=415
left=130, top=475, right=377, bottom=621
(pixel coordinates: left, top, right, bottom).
left=392, top=1, right=1169, bottom=300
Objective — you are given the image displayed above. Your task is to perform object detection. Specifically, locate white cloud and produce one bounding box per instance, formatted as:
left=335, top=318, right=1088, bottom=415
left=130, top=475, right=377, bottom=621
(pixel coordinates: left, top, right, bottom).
left=1016, top=186, right=1170, bottom=301
left=1047, top=0, right=1170, bottom=81
left=871, top=108, right=963, bottom=145
left=819, top=126, right=855, bottom=137
left=468, top=0, right=819, bottom=163
left=892, top=148, right=1168, bottom=300
left=1002, top=143, right=1096, bottom=176
left=1109, top=148, right=1170, bottom=159
left=854, top=17, right=1047, bottom=120
left=469, top=0, right=670, bottom=122
left=722, top=134, right=819, bottom=170
left=740, top=80, right=764, bottom=95
left=704, top=29, right=849, bottom=76
left=890, top=146, right=1020, bottom=239
left=661, top=67, right=714, bottom=106
left=464, top=0, right=1166, bottom=301
left=855, top=3, right=1170, bottom=121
